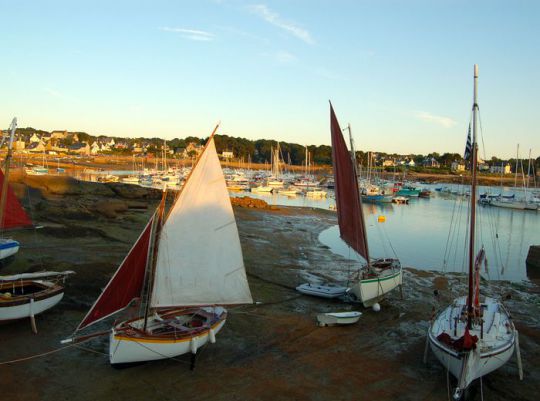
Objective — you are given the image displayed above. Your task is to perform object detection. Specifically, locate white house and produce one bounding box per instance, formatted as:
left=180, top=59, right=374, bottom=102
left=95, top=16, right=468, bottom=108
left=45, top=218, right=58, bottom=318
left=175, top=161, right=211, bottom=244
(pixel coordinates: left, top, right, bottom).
left=490, top=164, right=511, bottom=174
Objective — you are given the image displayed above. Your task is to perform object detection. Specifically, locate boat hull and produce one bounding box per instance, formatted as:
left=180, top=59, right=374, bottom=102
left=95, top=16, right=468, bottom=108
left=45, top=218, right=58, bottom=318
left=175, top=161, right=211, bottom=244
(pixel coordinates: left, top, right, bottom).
left=296, top=283, right=348, bottom=299
left=0, top=239, right=20, bottom=260
left=349, top=260, right=402, bottom=307
left=428, top=297, right=516, bottom=397
left=0, top=280, right=64, bottom=321
left=428, top=334, right=515, bottom=393
left=109, top=307, right=227, bottom=365
left=317, top=311, right=362, bottom=326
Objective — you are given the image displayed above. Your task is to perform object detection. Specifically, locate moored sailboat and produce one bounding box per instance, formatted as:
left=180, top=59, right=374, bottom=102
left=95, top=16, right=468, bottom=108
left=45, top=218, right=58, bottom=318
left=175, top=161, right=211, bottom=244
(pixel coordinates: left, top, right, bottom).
left=329, top=104, right=403, bottom=308
left=63, top=124, right=253, bottom=365
left=426, top=65, right=521, bottom=399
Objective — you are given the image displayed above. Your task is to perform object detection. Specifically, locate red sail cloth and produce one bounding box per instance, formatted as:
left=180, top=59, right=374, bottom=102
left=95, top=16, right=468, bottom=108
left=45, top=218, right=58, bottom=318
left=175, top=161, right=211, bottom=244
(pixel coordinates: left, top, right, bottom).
left=0, top=169, right=32, bottom=229
left=77, top=215, right=154, bottom=330
left=330, top=104, right=369, bottom=261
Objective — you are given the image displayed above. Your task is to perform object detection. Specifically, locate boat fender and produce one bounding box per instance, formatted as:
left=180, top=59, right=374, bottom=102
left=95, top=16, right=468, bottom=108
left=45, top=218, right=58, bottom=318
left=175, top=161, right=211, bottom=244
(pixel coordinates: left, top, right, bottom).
left=372, top=303, right=381, bottom=312
left=209, top=329, right=216, bottom=344
left=190, top=337, right=198, bottom=354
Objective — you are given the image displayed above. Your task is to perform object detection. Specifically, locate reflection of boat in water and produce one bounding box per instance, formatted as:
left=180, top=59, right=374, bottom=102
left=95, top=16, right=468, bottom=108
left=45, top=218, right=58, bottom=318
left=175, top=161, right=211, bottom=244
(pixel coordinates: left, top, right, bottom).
left=392, top=196, right=409, bottom=204
left=305, top=190, right=327, bottom=198
left=97, top=174, right=119, bottom=183
left=361, top=193, right=392, bottom=203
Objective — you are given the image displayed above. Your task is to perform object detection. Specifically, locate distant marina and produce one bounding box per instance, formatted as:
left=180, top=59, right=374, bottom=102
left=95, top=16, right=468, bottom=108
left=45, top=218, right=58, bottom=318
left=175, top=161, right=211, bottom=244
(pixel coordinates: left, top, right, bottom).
left=62, top=165, right=540, bottom=283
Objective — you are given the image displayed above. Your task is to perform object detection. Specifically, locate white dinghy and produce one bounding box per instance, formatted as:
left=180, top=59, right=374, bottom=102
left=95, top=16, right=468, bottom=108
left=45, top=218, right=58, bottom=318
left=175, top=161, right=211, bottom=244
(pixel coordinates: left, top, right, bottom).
left=317, top=311, right=362, bottom=326
left=63, top=125, right=253, bottom=366
left=296, top=283, right=348, bottom=299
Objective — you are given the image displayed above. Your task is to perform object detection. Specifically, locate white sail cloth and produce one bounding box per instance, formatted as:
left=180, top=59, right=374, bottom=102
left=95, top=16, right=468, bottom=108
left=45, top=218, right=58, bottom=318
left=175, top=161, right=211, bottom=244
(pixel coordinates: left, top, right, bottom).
left=150, top=138, right=253, bottom=308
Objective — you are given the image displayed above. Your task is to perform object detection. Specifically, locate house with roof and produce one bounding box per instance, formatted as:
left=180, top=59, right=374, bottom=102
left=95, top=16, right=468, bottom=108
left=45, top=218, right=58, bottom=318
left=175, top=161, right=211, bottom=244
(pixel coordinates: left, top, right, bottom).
left=451, top=161, right=466, bottom=172
left=490, top=163, right=511, bottom=174
left=422, top=157, right=440, bottom=168
left=27, top=141, right=46, bottom=153
left=69, top=142, right=90, bottom=155
left=51, top=130, right=67, bottom=140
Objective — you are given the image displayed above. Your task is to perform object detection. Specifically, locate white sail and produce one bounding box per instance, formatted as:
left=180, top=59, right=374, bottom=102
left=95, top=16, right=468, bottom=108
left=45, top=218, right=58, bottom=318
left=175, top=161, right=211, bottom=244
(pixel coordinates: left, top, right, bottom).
left=150, top=138, right=253, bottom=307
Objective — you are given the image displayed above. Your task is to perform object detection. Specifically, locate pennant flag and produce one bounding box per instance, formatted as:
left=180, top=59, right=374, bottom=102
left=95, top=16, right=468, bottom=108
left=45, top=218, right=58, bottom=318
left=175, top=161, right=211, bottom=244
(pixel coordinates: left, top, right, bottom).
left=464, top=124, right=472, bottom=161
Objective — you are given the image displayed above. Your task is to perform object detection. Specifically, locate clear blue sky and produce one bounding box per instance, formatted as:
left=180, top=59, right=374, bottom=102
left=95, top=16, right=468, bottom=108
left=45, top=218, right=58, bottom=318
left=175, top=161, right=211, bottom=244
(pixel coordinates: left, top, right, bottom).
left=1, top=0, right=538, bottom=159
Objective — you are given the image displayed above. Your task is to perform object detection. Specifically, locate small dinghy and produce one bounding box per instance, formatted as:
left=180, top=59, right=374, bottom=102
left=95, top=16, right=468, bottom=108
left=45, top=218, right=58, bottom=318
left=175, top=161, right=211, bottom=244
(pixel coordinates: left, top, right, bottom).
left=296, top=283, right=348, bottom=299
left=317, top=311, right=362, bottom=326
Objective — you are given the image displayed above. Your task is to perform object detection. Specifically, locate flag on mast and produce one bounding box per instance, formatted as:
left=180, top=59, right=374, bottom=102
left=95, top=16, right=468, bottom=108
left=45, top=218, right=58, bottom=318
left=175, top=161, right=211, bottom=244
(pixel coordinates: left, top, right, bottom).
left=464, top=123, right=472, bottom=161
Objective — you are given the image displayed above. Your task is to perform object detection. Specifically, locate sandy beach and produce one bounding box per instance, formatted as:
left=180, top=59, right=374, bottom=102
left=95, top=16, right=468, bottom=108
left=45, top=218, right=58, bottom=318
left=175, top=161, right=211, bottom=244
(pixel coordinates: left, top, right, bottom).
left=1, top=175, right=539, bottom=401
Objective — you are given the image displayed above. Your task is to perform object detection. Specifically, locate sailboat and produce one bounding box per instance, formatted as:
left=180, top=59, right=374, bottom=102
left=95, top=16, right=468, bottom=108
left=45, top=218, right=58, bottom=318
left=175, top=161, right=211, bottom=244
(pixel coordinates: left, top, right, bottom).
left=1, top=118, right=33, bottom=261
left=427, top=66, right=521, bottom=399
left=1, top=118, right=74, bottom=332
left=63, top=124, right=253, bottom=365
left=330, top=104, right=403, bottom=308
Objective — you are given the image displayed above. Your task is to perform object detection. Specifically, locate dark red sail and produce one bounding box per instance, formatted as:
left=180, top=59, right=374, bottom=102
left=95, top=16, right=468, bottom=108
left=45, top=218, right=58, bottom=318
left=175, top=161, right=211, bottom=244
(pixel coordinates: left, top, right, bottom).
left=330, top=104, right=369, bottom=261
left=0, top=169, right=32, bottom=229
left=77, top=215, right=154, bottom=330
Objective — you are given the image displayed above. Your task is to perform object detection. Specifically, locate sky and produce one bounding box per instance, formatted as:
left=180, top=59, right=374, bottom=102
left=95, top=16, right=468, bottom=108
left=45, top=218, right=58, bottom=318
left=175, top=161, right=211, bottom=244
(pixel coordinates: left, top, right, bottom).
left=1, top=0, right=539, bottom=159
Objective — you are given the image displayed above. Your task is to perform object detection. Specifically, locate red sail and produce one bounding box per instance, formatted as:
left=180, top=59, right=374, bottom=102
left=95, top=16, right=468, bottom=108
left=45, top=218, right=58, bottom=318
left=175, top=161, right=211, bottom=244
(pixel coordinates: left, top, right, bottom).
left=0, top=169, right=32, bottom=229
left=330, top=104, right=369, bottom=261
left=77, top=215, right=154, bottom=330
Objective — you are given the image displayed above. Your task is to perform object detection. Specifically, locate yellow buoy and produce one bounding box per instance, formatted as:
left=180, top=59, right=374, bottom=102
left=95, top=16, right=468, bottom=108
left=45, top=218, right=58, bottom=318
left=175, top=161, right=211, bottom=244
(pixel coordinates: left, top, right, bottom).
left=378, top=215, right=386, bottom=223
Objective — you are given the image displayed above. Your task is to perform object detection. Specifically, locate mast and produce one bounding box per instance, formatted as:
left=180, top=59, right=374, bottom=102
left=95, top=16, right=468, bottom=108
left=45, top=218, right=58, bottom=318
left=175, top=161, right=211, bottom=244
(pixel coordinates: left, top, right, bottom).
left=0, top=118, right=17, bottom=229
left=467, top=64, right=479, bottom=330
left=346, top=123, right=371, bottom=268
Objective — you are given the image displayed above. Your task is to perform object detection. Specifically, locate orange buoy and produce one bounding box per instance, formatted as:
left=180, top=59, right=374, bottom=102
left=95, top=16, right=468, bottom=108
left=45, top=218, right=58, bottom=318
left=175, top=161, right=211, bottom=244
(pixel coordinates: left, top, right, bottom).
left=378, top=215, right=386, bottom=223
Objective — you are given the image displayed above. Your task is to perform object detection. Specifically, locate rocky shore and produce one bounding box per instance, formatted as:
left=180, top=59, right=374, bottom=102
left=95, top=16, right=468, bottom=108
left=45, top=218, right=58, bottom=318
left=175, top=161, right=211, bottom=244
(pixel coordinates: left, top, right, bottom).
left=1, top=175, right=539, bottom=401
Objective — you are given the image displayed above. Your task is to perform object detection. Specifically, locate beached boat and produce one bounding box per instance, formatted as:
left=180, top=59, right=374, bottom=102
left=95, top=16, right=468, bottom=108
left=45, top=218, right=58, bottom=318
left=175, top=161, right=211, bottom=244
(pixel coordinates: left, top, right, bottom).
left=328, top=106, right=402, bottom=308
left=317, top=311, right=362, bottom=326
left=296, top=283, right=348, bottom=299
left=0, top=118, right=34, bottom=262
left=427, top=65, right=521, bottom=399
left=0, top=271, right=74, bottom=329
left=63, top=125, right=253, bottom=365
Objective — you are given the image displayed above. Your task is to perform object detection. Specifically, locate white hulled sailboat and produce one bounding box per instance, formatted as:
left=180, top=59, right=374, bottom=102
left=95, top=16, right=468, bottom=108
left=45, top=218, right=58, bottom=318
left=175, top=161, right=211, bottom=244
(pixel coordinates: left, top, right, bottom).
left=64, top=124, right=253, bottom=365
left=330, top=104, right=403, bottom=307
left=427, top=65, right=521, bottom=399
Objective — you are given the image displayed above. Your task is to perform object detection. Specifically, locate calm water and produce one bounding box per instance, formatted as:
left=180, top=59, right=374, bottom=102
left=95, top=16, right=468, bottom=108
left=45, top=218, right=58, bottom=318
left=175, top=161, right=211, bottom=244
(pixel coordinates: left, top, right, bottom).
left=233, top=184, right=540, bottom=282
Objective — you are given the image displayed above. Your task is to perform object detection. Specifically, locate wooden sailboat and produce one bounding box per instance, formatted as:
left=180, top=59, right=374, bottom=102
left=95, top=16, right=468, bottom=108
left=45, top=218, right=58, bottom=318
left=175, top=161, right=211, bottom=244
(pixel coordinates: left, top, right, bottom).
left=427, top=65, right=521, bottom=399
left=0, top=118, right=33, bottom=261
left=1, top=118, right=74, bottom=332
left=63, top=124, right=253, bottom=365
left=330, top=104, right=403, bottom=308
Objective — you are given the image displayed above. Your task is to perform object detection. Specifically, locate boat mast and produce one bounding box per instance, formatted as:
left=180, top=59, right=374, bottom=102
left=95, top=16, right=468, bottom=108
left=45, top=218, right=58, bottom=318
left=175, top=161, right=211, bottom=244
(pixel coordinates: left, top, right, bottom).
left=142, top=191, right=166, bottom=331
left=467, top=64, right=479, bottom=330
left=346, top=123, right=371, bottom=268
left=0, top=118, right=17, bottom=229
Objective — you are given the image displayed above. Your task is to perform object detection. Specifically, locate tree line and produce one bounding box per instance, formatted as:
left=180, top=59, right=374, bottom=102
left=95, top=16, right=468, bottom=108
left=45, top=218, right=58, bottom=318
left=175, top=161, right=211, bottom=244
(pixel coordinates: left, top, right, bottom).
left=9, top=127, right=540, bottom=170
